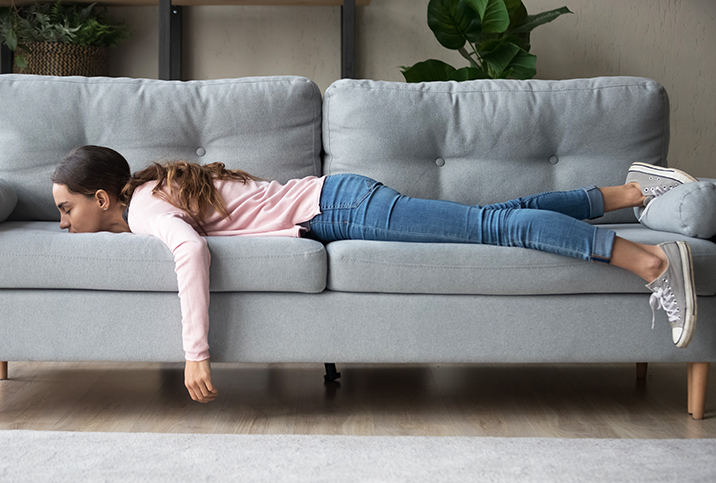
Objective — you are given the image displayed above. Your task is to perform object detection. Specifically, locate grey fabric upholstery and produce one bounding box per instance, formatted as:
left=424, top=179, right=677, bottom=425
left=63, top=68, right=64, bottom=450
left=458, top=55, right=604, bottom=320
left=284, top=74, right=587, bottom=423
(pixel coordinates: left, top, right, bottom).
left=0, top=178, right=16, bottom=222
left=635, top=179, right=716, bottom=239
left=0, top=75, right=322, bottom=222
left=0, top=222, right=326, bottom=293
left=1, top=290, right=715, bottom=364
left=326, top=225, right=716, bottom=296
left=323, top=77, right=669, bottom=225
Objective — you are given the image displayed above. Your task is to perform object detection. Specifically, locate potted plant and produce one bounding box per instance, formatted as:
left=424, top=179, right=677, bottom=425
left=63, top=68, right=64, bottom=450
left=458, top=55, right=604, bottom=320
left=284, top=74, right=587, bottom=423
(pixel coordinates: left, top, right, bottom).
left=0, top=0, right=131, bottom=76
left=400, top=0, right=572, bottom=82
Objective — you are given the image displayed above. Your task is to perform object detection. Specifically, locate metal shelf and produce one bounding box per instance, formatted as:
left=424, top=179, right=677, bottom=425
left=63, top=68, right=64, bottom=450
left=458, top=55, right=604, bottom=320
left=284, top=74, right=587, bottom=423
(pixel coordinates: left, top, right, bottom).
left=0, top=0, right=368, bottom=79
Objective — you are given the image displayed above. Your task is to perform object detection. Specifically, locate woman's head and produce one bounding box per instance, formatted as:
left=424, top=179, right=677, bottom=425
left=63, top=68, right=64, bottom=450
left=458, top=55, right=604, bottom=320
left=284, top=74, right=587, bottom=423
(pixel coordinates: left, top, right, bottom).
left=51, top=145, right=131, bottom=233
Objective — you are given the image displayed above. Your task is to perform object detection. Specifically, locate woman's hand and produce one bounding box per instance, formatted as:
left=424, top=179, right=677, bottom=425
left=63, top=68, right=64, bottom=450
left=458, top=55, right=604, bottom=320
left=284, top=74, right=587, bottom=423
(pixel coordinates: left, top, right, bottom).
left=184, top=358, right=218, bottom=403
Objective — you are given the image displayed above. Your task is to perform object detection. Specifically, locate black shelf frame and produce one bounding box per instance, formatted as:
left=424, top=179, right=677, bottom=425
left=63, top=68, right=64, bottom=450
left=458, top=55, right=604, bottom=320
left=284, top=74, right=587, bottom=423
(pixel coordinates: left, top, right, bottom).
left=1, top=0, right=356, bottom=80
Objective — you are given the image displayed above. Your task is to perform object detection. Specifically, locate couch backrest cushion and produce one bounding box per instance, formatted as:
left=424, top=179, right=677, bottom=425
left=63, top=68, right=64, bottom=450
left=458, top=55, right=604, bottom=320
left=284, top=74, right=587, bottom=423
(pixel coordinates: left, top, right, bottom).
left=0, top=75, right=322, bottom=221
left=323, top=77, right=670, bottom=224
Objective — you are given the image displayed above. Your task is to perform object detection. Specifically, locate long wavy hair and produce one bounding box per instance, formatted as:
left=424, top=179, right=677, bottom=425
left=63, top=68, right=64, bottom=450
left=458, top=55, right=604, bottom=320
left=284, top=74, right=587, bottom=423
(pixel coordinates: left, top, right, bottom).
left=53, top=145, right=260, bottom=234
left=120, top=160, right=260, bottom=233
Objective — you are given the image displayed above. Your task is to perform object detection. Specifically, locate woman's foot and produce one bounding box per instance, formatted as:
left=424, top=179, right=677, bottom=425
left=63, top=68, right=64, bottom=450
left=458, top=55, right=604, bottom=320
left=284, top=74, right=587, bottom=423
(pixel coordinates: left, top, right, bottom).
left=646, top=241, right=697, bottom=348
left=626, top=162, right=697, bottom=206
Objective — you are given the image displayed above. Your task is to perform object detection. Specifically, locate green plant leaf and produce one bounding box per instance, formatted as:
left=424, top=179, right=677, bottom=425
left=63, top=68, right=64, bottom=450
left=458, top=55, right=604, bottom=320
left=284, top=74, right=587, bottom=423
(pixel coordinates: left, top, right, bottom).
left=495, top=34, right=529, bottom=52
left=462, top=0, right=488, bottom=18
left=480, top=40, right=520, bottom=76
left=507, top=49, right=536, bottom=79
left=507, top=2, right=527, bottom=30
left=15, top=54, right=27, bottom=69
left=6, top=28, right=17, bottom=50
left=400, top=59, right=457, bottom=82
left=502, top=0, right=522, bottom=16
left=448, top=66, right=491, bottom=81
left=427, top=0, right=482, bottom=50
left=508, top=6, right=573, bottom=35
left=463, top=0, right=510, bottom=33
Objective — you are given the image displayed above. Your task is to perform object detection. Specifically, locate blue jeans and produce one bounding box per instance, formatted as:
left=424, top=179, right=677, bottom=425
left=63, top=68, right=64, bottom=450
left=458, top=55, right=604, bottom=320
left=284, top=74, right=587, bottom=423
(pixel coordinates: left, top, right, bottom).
left=305, top=174, right=616, bottom=263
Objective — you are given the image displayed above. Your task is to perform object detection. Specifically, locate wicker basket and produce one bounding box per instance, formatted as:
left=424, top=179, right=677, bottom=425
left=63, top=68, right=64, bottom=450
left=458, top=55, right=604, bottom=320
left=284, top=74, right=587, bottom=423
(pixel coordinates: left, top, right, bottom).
left=14, top=42, right=109, bottom=77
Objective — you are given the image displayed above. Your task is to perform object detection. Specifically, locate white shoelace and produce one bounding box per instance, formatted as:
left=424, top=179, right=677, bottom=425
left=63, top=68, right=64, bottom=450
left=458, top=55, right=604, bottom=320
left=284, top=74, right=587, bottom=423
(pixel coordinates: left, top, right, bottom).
left=649, top=285, right=680, bottom=329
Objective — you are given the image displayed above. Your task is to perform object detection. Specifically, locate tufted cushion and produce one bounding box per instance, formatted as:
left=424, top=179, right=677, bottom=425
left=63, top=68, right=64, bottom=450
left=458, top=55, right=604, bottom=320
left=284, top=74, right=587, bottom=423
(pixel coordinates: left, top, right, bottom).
left=0, top=178, right=16, bottom=222
left=323, top=77, right=670, bottom=224
left=0, top=222, right=327, bottom=293
left=0, top=75, right=322, bottom=222
left=326, top=224, right=716, bottom=296
left=635, top=178, right=716, bottom=239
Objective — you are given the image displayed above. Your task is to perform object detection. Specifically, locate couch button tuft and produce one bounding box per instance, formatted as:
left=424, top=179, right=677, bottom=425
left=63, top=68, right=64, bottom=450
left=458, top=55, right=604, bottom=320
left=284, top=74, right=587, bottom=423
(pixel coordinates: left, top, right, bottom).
left=196, top=147, right=206, bottom=157
left=436, top=157, right=446, bottom=167
left=549, top=155, right=559, bottom=165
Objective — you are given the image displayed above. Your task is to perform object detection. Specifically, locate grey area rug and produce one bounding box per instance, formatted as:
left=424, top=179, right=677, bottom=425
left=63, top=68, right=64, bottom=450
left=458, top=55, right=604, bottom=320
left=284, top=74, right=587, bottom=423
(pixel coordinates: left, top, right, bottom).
left=1, top=430, right=715, bottom=483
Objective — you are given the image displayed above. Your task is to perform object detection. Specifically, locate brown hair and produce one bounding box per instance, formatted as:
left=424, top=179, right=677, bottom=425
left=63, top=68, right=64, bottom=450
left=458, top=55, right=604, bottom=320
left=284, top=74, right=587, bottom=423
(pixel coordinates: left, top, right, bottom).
left=52, top=145, right=131, bottom=201
left=120, top=160, right=260, bottom=234
left=53, top=145, right=260, bottom=234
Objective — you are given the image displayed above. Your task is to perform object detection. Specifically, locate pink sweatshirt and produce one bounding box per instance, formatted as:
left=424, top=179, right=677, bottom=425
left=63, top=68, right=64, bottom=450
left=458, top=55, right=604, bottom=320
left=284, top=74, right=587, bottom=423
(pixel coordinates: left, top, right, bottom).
left=127, top=176, right=326, bottom=361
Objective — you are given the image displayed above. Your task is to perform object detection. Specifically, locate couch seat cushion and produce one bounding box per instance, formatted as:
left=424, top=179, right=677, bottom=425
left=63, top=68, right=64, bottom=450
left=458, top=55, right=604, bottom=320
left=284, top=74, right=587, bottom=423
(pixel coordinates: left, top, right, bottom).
left=326, top=224, right=716, bottom=296
left=0, top=222, right=326, bottom=293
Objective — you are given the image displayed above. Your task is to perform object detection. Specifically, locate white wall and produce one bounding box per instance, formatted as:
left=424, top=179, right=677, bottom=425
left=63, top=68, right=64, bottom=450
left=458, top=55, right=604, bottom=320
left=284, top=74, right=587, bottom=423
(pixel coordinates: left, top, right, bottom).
left=102, top=0, right=715, bottom=177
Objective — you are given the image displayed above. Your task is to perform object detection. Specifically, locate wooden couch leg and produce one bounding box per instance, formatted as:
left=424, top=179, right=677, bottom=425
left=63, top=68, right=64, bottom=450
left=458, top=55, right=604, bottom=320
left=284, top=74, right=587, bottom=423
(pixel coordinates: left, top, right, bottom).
left=688, top=362, right=694, bottom=414
left=0, top=361, right=7, bottom=380
left=688, top=362, right=710, bottom=420
left=636, top=362, right=648, bottom=379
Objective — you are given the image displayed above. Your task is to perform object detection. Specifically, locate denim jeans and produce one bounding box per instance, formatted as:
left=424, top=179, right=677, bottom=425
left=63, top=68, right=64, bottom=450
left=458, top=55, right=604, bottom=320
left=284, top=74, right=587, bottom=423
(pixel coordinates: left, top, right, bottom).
left=305, top=174, right=616, bottom=263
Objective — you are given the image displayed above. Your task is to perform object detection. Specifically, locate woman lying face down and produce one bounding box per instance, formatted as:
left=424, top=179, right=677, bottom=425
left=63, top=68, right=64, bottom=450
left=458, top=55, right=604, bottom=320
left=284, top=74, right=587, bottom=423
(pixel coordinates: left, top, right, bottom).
left=51, top=145, right=700, bottom=404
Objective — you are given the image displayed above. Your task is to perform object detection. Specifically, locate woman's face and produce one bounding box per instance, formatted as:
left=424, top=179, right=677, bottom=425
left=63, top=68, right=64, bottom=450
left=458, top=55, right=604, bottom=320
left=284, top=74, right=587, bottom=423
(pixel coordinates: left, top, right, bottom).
left=52, top=183, right=106, bottom=233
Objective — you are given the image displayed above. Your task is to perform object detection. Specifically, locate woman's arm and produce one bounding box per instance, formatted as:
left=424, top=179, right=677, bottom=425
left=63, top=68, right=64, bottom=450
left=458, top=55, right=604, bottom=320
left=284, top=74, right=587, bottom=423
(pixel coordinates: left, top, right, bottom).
left=137, top=213, right=218, bottom=402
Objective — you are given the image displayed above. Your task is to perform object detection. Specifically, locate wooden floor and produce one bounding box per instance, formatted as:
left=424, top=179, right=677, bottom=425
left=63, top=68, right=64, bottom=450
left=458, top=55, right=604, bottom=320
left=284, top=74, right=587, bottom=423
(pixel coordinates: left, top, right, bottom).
left=1, top=361, right=714, bottom=438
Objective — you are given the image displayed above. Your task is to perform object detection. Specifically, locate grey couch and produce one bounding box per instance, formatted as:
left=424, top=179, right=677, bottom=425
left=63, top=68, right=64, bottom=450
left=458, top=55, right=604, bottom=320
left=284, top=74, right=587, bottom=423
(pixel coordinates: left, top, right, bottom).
left=1, top=74, right=714, bottom=418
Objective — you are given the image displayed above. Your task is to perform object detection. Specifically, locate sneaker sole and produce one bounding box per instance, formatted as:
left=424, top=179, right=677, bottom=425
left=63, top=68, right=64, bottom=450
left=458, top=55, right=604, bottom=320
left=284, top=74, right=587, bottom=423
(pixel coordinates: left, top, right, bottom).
left=675, top=241, right=697, bottom=348
left=629, top=162, right=698, bottom=185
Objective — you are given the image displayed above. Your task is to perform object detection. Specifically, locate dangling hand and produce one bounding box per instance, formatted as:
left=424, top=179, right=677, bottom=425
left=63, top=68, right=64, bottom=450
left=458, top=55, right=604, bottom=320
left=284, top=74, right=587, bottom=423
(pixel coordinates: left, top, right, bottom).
left=184, top=358, right=218, bottom=403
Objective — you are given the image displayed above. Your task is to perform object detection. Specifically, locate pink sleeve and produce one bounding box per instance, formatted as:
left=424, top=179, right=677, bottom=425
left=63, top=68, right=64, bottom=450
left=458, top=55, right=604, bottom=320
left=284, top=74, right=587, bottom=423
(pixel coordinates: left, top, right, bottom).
left=145, top=213, right=212, bottom=362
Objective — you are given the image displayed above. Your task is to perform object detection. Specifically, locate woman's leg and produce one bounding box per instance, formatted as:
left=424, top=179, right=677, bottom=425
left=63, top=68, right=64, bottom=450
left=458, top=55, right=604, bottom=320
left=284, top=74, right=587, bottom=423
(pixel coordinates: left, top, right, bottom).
left=481, top=182, right=645, bottom=218
left=480, top=186, right=604, bottom=220
left=610, top=237, right=666, bottom=281
left=310, top=175, right=670, bottom=274
left=309, top=174, right=615, bottom=263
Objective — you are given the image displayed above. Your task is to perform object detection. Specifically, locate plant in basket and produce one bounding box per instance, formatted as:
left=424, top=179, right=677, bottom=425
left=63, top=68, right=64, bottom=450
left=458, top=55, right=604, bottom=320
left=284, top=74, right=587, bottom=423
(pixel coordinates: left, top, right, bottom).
left=0, top=0, right=131, bottom=76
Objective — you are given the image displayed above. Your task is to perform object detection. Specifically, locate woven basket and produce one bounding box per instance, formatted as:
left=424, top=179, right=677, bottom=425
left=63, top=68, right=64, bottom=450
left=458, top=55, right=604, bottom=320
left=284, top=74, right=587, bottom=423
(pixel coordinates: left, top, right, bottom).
left=14, top=42, right=109, bottom=77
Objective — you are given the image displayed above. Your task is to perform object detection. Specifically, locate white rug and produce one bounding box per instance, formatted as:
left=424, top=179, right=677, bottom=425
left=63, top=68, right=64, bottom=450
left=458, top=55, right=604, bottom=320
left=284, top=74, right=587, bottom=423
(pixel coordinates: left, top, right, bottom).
left=1, top=430, right=715, bottom=482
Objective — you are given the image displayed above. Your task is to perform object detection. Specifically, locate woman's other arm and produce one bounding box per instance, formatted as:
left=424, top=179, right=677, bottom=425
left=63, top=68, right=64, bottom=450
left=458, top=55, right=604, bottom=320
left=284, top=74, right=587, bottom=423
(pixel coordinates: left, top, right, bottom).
left=140, top=213, right=218, bottom=403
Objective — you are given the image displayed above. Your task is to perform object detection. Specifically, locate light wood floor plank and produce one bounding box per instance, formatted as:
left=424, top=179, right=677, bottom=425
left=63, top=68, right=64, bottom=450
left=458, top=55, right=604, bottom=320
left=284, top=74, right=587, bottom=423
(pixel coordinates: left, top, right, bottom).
left=1, top=361, right=714, bottom=438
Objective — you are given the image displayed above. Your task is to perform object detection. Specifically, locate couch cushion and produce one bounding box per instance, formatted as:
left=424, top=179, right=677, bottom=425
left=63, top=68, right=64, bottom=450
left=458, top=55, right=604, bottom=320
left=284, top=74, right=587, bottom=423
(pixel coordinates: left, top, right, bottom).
left=635, top=178, right=716, bottom=239
left=0, top=178, right=16, bottom=222
left=0, top=75, right=322, bottom=222
left=326, top=224, right=716, bottom=296
left=323, top=77, right=669, bottom=225
left=0, top=222, right=326, bottom=293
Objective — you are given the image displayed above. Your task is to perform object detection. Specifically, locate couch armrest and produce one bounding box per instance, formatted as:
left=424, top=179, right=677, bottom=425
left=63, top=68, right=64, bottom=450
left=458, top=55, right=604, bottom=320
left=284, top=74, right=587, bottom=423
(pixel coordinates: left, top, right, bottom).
left=0, top=178, right=17, bottom=223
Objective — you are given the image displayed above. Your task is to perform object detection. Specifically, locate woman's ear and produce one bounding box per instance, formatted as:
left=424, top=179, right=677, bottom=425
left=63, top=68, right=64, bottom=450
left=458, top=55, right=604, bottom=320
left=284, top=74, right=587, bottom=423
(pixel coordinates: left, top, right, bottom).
left=94, top=190, right=111, bottom=211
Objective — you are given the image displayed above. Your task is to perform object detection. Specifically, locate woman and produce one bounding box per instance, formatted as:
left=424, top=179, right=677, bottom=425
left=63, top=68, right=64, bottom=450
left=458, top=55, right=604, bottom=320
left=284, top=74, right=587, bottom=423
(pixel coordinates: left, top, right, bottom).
left=51, top=145, right=698, bottom=404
